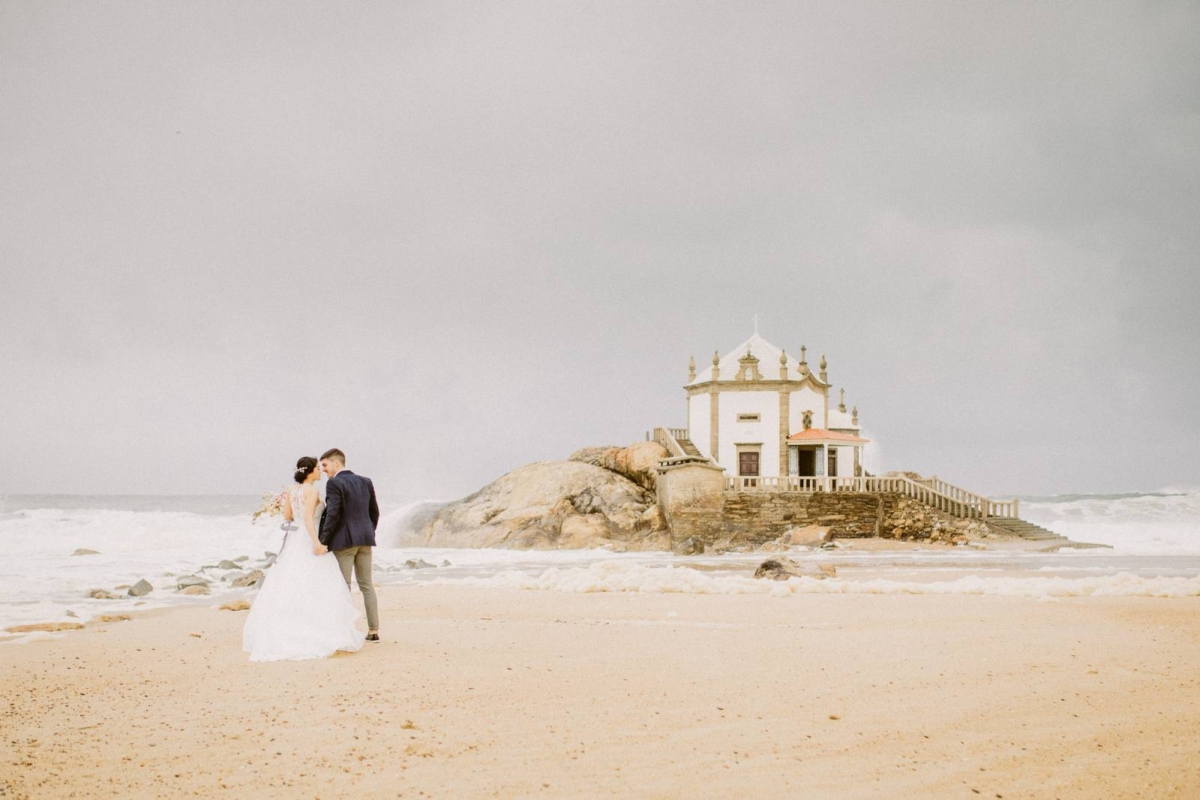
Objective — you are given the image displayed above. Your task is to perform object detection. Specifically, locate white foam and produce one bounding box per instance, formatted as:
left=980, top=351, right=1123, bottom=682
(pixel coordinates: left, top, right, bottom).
left=0, top=504, right=280, bottom=630
left=3, top=491, right=1200, bottom=634
left=1021, top=491, right=1200, bottom=555
left=434, top=560, right=1200, bottom=599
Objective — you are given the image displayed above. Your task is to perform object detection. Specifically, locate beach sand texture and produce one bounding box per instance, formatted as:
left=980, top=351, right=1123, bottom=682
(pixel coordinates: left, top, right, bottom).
left=2, top=586, right=1198, bottom=799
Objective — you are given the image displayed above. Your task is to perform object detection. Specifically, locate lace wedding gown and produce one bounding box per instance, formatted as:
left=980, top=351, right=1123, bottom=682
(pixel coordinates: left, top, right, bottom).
left=242, top=486, right=365, bottom=662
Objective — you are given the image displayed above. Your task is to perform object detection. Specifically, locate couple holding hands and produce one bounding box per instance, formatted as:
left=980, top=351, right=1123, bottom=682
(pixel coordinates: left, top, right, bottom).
left=242, top=448, right=381, bottom=662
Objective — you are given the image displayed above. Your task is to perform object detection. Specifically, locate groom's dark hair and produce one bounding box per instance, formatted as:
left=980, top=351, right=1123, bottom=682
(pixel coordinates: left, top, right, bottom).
left=320, top=448, right=346, bottom=464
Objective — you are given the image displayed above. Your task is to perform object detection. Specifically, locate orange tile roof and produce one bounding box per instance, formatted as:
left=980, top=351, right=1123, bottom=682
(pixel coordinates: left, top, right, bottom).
left=787, top=428, right=870, bottom=444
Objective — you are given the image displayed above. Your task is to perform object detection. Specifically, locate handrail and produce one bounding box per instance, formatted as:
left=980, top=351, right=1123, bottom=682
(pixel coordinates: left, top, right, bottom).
left=652, top=427, right=688, bottom=459
left=723, top=474, right=1019, bottom=519
left=926, top=475, right=1019, bottom=519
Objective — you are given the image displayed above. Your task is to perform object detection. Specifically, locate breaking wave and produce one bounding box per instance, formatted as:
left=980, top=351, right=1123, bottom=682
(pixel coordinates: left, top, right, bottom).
left=1020, top=490, right=1200, bottom=554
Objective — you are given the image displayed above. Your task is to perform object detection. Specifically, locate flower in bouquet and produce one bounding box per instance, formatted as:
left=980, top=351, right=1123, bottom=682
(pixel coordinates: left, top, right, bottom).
left=252, top=490, right=287, bottom=523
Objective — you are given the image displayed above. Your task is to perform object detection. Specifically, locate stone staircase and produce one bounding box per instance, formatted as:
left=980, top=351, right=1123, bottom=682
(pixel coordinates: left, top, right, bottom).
left=653, top=428, right=712, bottom=465
left=674, top=434, right=703, bottom=459
left=986, top=518, right=1065, bottom=541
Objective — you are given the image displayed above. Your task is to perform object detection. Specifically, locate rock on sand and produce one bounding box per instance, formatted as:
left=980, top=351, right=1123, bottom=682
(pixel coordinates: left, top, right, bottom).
left=754, top=557, right=837, bottom=581
left=127, top=579, right=154, bottom=597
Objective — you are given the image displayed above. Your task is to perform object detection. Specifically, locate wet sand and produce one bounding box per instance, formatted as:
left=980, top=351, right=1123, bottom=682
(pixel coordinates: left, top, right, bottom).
left=2, top=585, right=1198, bottom=798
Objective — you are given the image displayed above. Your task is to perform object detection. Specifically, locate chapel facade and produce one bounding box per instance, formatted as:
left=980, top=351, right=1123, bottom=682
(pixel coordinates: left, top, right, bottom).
left=683, top=333, right=868, bottom=481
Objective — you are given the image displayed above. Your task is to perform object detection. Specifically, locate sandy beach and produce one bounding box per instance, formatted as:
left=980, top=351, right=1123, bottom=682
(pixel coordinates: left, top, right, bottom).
left=2, top=584, right=1198, bottom=799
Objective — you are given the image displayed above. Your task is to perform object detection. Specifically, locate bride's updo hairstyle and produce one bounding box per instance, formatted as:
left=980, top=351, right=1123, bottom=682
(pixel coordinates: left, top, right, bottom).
left=293, top=456, right=318, bottom=484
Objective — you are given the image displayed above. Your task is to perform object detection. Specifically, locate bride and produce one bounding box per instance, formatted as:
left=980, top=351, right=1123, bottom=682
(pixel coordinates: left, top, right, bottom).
left=242, top=456, right=365, bottom=661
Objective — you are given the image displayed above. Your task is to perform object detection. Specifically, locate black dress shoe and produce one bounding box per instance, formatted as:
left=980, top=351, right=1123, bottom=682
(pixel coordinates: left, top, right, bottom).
left=366, top=633, right=380, bottom=642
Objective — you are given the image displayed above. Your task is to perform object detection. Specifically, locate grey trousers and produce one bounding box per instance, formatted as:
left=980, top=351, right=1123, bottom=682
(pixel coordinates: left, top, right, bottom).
left=334, top=546, right=379, bottom=632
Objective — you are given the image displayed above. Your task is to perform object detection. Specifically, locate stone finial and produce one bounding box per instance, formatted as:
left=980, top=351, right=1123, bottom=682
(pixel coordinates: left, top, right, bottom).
left=819, top=354, right=828, bottom=383
left=839, top=388, right=846, bottom=413
left=688, top=356, right=696, bottom=383
left=737, top=348, right=761, bottom=381
left=712, top=350, right=720, bottom=367
left=779, top=349, right=788, bottom=380
left=852, top=405, right=859, bottom=426
left=798, top=345, right=809, bottom=376
left=712, top=350, right=721, bottom=382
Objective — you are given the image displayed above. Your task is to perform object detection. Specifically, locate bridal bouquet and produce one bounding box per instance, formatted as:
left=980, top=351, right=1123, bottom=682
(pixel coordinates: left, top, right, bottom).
left=252, top=491, right=288, bottom=523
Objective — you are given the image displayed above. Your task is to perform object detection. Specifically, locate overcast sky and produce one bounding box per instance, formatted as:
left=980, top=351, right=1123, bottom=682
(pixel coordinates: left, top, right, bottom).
left=2, top=1, right=1198, bottom=501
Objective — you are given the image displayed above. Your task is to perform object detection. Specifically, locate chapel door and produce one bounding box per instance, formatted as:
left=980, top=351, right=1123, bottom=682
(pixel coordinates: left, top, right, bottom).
left=739, top=451, right=759, bottom=478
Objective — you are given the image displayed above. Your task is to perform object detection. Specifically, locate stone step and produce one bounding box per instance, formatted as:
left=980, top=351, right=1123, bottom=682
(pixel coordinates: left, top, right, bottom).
left=675, top=436, right=703, bottom=458
left=988, top=518, right=1064, bottom=540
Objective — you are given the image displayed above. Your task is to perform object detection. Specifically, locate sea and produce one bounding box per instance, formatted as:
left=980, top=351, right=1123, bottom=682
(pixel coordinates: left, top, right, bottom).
left=3, top=490, right=1199, bottom=640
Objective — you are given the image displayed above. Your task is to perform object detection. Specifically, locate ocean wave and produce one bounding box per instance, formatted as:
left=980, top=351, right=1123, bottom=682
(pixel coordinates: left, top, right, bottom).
left=1020, top=490, right=1200, bottom=554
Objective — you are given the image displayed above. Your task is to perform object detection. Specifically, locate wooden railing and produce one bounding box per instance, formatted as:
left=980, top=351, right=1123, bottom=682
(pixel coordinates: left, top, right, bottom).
left=724, top=474, right=1019, bottom=520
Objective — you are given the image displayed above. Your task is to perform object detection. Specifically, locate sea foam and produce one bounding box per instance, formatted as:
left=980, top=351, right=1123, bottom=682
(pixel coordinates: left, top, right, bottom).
left=3, top=490, right=1199, bottom=637
left=439, top=561, right=1200, bottom=599
left=1021, top=490, right=1200, bottom=554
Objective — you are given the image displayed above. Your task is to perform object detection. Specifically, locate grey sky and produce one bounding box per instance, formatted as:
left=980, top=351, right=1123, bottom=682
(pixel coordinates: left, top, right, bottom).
left=2, top=1, right=1198, bottom=499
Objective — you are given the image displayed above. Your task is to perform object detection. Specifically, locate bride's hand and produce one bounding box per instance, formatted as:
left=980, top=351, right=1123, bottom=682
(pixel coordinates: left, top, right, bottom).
left=313, top=543, right=328, bottom=556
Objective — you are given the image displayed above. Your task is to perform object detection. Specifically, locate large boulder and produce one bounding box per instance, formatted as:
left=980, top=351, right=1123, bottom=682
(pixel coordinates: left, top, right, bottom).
left=569, top=441, right=669, bottom=491
left=783, top=525, right=832, bottom=547
left=402, top=460, right=669, bottom=549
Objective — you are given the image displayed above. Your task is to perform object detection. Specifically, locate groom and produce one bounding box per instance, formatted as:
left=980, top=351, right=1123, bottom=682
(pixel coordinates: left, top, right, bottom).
left=318, top=448, right=381, bottom=642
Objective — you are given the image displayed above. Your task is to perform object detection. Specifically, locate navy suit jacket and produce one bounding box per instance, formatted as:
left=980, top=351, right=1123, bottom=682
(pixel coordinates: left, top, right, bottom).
left=319, top=470, right=380, bottom=551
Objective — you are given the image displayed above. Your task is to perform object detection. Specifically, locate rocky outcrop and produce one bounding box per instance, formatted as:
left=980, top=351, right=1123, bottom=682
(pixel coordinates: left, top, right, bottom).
left=882, top=496, right=991, bottom=543
left=569, top=441, right=669, bottom=491
left=401, top=460, right=670, bottom=549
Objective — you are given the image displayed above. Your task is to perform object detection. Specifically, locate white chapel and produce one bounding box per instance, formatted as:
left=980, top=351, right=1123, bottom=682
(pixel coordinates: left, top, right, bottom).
left=680, top=333, right=868, bottom=482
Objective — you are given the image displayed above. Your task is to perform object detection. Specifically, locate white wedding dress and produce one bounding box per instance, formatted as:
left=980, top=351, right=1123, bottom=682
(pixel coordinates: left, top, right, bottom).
left=242, top=486, right=365, bottom=662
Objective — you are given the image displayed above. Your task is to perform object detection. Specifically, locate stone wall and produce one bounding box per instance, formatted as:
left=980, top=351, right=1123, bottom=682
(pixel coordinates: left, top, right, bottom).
left=720, top=492, right=893, bottom=545
left=657, top=464, right=725, bottom=509
left=662, top=489, right=994, bottom=546
left=662, top=491, right=906, bottom=546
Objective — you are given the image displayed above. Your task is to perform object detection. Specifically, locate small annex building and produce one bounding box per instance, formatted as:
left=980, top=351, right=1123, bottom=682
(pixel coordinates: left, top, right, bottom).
left=683, top=333, right=868, bottom=482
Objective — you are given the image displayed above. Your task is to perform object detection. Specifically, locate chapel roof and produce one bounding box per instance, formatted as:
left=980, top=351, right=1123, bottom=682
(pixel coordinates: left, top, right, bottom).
left=690, top=333, right=828, bottom=386
left=787, top=428, right=870, bottom=444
